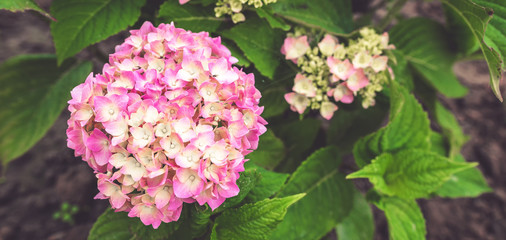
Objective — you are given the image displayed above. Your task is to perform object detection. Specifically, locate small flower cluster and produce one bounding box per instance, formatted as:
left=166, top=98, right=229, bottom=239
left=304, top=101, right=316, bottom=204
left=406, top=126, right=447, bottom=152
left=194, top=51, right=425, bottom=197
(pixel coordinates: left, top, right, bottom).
left=66, top=22, right=267, bottom=228
left=179, top=0, right=277, bottom=23
left=281, top=28, right=395, bottom=120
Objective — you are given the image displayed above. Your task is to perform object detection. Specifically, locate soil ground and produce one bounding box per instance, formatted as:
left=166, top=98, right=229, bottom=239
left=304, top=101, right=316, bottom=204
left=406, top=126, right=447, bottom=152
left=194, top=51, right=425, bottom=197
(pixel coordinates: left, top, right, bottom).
left=0, top=1, right=505, bottom=240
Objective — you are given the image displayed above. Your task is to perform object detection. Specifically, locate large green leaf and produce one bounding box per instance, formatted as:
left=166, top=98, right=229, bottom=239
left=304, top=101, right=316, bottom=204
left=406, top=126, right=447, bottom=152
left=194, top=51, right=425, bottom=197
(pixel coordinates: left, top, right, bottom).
left=389, top=18, right=468, bottom=98
left=88, top=208, right=180, bottom=240
left=255, top=7, right=291, bottom=31
left=0, top=55, right=91, bottom=165
left=270, top=0, right=353, bottom=34
left=221, top=17, right=285, bottom=79
left=435, top=155, right=492, bottom=198
left=247, top=130, right=285, bottom=170
left=0, top=0, right=51, bottom=18
left=244, top=162, right=289, bottom=203
left=433, top=101, right=469, bottom=158
left=443, top=0, right=505, bottom=101
left=211, top=194, right=305, bottom=240
left=270, top=147, right=354, bottom=240
left=353, top=81, right=430, bottom=167
left=327, top=101, right=388, bottom=153
left=51, top=0, right=146, bottom=65
left=275, top=118, right=321, bottom=161
left=375, top=197, right=426, bottom=240
left=348, top=149, right=477, bottom=199
left=158, top=1, right=225, bottom=33
left=336, top=188, right=374, bottom=240
left=259, top=88, right=289, bottom=119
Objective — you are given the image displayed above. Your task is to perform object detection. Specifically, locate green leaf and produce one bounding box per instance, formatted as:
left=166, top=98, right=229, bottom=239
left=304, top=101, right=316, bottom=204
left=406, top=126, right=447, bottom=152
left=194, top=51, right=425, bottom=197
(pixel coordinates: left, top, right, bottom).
left=429, top=131, right=448, bottom=156
left=433, top=101, right=469, bottom=158
left=88, top=208, right=180, bottom=240
left=211, top=194, right=305, bottom=240
left=255, top=7, right=291, bottom=31
left=375, top=197, right=426, bottom=240
left=270, top=0, right=353, bottom=34
left=158, top=1, right=225, bottom=33
left=215, top=170, right=260, bottom=212
left=389, top=18, right=468, bottom=98
left=247, top=130, right=285, bottom=170
left=348, top=149, right=477, bottom=199
left=275, top=118, right=321, bottom=161
left=353, top=81, right=430, bottom=167
left=221, top=17, right=285, bottom=79
left=435, top=155, right=492, bottom=198
left=389, top=50, right=414, bottom=91
left=189, top=204, right=213, bottom=239
left=270, top=147, right=354, bottom=240
left=222, top=40, right=251, bottom=67
left=327, top=101, right=388, bottom=153
left=336, top=188, right=374, bottom=240
left=51, top=0, right=146, bottom=65
left=0, top=0, right=52, bottom=18
left=244, top=163, right=289, bottom=203
left=259, top=88, right=289, bottom=119
left=442, top=0, right=505, bottom=101
left=0, top=55, right=91, bottom=165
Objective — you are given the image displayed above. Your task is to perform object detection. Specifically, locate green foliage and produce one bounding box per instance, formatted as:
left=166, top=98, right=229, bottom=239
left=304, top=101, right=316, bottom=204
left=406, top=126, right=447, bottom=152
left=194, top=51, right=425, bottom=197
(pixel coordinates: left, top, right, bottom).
left=0, top=0, right=51, bottom=18
left=270, top=147, right=354, bottom=240
left=274, top=118, right=321, bottom=171
left=433, top=101, right=469, bottom=158
left=247, top=130, right=285, bottom=170
left=389, top=18, right=468, bottom=98
left=211, top=194, right=305, bottom=240
left=442, top=0, right=505, bottom=101
left=270, top=0, right=353, bottom=34
left=336, top=189, right=375, bottom=240
left=389, top=50, right=414, bottom=91
left=435, top=155, right=492, bottom=198
left=88, top=208, right=180, bottom=240
left=259, top=88, right=289, bottom=119
left=348, top=149, right=477, bottom=199
left=0, top=55, right=91, bottom=165
left=50, top=0, right=146, bottom=65
left=375, top=197, right=426, bottom=240
left=255, top=8, right=291, bottom=31
left=158, top=1, right=224, bottom=33
left=222, top=18, right=285, bottom=79
left=190, top=205, right=213, bottom=239
left=327, top=101, right=388, bottom=153
left=353, top=81, right=431, bottom=167
left=244, top=162, right=290, bottom=203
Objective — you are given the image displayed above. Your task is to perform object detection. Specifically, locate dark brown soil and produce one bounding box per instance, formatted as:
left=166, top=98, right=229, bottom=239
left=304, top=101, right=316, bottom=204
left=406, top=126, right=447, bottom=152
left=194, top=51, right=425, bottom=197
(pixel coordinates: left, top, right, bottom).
left=1, top=1, right=505, bottom=240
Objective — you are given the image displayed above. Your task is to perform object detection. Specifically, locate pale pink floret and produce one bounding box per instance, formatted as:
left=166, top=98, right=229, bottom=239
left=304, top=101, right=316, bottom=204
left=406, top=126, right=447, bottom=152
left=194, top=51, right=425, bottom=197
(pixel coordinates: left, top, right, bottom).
left=327, top=58, right=354, bottom=81
left=281, top=36, right=310, bottom=62
left=371, top=56, right=389, bottom=73
left=292, top=74, right=316, bottom=97
left=352, top=51, right=372, bottom=69
left=284, top=92, right=310, bottom=114
left=347, top=69, right=369, bottom=92
left=320, top=101, right=338, bottom=120
left=331, top=84, right=354, bottom=104
left=66, top=22, right=267, bottom=227
left=173, top=168, right=204, bottom=198
left=318, top=34, right=338, bottom=56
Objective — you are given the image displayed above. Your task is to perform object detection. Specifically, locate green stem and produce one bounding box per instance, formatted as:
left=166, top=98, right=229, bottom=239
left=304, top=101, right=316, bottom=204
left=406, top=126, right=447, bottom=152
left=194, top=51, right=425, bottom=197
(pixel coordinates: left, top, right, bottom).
left=378, top=0, right=408, bottom=31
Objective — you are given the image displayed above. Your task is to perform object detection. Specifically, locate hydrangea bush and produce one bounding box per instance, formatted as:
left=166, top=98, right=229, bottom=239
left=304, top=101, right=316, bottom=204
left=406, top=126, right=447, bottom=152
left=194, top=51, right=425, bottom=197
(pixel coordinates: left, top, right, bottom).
left=1, top=0, right=504, bottom=239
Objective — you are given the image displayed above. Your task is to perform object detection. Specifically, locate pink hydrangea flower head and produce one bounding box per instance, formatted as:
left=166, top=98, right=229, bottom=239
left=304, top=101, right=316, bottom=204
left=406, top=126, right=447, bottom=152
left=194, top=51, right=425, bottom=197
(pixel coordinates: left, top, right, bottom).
left=67, top=21, right=267, bottom=228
